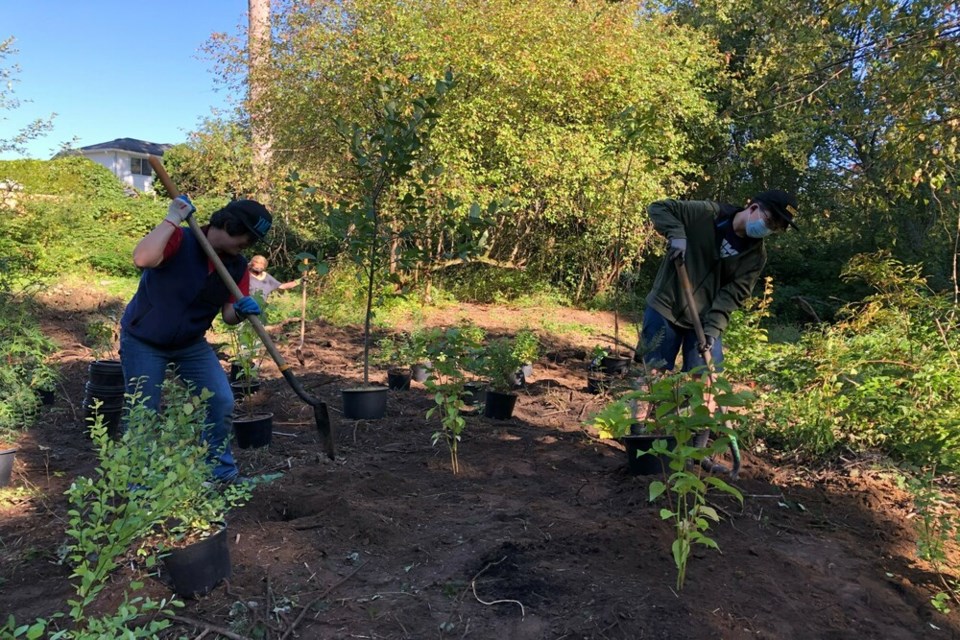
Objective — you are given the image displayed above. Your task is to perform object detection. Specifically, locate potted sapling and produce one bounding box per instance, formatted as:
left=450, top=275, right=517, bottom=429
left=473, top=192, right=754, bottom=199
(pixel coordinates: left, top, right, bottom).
left=423, top=324, right=484, bottom=474
left=512, top=328, right=540, bottom=384
left=374, top=333, right=416, bottom=390
left=227, top=291, right=273, bottom=449
left=477, top=336, right=525, bottom=420
left=322, top=73, right=455, bottom=419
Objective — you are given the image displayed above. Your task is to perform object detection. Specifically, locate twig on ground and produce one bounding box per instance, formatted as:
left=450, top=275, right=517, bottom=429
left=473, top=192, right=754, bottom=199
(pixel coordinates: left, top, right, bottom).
left=279, top=561, right=367, bottom=640
left=171, top=615, right=252, bottom=640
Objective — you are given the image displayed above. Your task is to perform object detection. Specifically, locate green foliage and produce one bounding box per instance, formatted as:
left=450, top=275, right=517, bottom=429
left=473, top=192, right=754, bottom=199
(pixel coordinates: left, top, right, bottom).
left=0, top=38, right=54, bottom=155
left=901, top=469, right=960, bottom=614
left=423, top=324, right=486, bottom=474
left=591, top=370, right=749, bottom=589
left=0, top=157, right=124, bottom=200
left=740, top=253, right=960, bottom=471
left=158, top=120, right=255, bottom=198
left=221, top=291, right=270, bottom=393
left=511, top=329, right=540, bottom=366
left=474, top=336, right=524, bottom=393
left=317, top=72, right=457, bottom=384
left=0, top=266, right=57, bottom=442
left=373, top=333, right=417, bottom=369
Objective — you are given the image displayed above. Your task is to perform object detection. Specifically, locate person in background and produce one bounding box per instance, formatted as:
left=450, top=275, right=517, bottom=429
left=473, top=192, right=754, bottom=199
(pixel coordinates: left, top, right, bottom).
left=119, top=195, right=273, bottom=484
left=637, top=189, right=799, bottom=372
left=247, top=255, right=301, bottom=299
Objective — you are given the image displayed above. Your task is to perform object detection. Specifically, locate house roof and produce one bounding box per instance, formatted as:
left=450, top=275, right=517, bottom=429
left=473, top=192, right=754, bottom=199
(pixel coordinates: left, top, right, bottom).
left=76, top=138, right=173, bottom=156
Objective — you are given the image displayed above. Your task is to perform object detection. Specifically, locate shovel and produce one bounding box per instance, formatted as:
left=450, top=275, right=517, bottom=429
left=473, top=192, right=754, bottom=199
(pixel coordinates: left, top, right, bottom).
left=147, top=157, right=336, bottom=459
left=674, top=258, right=741, bottom=478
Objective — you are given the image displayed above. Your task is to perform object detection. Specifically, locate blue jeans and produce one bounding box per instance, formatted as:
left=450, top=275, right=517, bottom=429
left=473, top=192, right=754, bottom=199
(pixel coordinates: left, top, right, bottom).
left=119, top=331, right=238, bottom=481
left=637, top=306, right=724, bottom=372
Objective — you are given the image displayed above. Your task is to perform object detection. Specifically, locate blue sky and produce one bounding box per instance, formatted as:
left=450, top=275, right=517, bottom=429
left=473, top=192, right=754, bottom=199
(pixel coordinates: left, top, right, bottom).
left=1, top=1, right=249, bottom=160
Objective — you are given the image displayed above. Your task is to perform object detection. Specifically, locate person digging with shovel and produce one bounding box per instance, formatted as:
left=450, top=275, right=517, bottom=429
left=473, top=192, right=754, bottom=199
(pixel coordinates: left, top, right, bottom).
left=637, top=189, right=799, bottom=373
left=635, top=190, right=799, bottom=476
left=119, top=195, right=272, bottom=484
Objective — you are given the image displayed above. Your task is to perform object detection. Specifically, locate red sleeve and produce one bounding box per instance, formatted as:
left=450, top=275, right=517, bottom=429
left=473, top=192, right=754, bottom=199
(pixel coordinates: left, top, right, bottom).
left=229, top=270, right=251, bottom=303
left=161, top=227, right=183, bottom=261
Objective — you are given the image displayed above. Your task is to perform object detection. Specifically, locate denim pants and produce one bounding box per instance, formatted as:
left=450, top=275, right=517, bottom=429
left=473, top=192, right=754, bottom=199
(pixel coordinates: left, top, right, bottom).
left=637, top=306, right=724, bottom=372
left=119, top=330, right=238, bottom=481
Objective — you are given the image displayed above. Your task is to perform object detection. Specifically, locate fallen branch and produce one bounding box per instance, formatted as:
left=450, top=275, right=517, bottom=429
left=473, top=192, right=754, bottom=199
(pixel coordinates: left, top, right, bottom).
left=279, top=561, right=367, bottom=640
left=171, top=615, right=252, bottom=640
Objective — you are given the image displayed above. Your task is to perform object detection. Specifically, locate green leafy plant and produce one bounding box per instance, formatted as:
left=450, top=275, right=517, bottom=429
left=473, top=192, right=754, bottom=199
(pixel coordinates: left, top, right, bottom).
left=512, top=329, right=540, bottom=366
left=591, top=370, right=751, bottom=589
left=902, top=469, right=960, bottom=614
left=424, top=324, right=485, bottom=474
left=373, top=333, right=417, bottom=371
left=319, top=73, right=455, bottom=388
left=475, top=337, right=524, bottom=394
left=225, top=291, right=269, bottom=395
left=84, top=318, right=118, bottom=362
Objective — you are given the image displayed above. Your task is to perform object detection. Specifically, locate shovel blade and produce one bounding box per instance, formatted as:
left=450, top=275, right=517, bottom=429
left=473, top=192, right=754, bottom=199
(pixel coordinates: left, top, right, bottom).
left=314, top=402, right=336, bottom=459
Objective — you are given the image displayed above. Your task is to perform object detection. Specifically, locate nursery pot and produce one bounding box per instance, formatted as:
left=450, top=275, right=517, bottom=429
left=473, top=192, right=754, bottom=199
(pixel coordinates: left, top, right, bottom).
left=387, top=368, right=412, bottom=391
left=230, top=379, right=261, bottom=400
left=483, top=389, right=518, bottom=420
left=461, top=381, right=487, bottom=406
left=342, top=386, right=388, bottom=420
left=87, top=359, right=124, bottom=387
left=229, top=363, right=259, bottom=383
left=586, top=373, right=612, bottom=395
left=410, top=362, right=432, bottom=383
left=83, top=381, right=126, bottom=440
left=37, top=388, right=55, bottom=405
left=0, top=447, right=17, bottom=488
left=600, top=355, right=631, bottom=376
left=520, top=363, right=534, bottom=379
left=162, top=525, right=231, bottom=598
left=233, top=412, right=273, bottom=449
left=621, top=434, right=677, bottom=476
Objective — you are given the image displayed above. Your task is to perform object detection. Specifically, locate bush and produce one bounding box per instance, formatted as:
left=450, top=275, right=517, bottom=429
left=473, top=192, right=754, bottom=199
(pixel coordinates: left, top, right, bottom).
left=0, top=157, right=125, bottom=199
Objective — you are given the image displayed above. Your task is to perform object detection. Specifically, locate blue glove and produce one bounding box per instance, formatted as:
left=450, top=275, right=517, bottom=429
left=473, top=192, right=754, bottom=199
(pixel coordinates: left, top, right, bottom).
left=233, top=296, right=261, bottom=319
left=165, top=195, right=196, bottom=224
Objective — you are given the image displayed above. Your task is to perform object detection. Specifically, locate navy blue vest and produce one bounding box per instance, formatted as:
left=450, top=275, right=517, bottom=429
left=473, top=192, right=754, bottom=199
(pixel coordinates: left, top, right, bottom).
left=121, top=227, right=248, bottom=349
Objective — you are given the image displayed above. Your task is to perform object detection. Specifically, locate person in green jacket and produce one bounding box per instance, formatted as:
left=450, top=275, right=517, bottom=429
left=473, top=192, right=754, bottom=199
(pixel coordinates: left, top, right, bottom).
left=637, top=189, right=799, bottom=372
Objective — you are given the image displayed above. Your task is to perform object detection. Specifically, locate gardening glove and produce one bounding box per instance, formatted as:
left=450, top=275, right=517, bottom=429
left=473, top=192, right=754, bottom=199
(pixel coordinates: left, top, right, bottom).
left=233, top=295, right=261, bottom=319
left=165, top=195, right=195, bottom=225
left=668, top=237, right=687, bottom=263
left=698, top=334, right=716, bottom=355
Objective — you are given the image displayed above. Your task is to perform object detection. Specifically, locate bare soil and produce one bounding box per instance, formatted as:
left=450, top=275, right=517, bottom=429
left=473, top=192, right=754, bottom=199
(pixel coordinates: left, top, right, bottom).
left=1, top=287, right=958, bottom=639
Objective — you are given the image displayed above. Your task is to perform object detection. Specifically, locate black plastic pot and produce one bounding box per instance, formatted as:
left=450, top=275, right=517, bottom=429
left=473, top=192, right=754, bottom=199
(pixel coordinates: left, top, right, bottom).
left=88, top=359, right=124, bottom=386
left=411, top=362, right=431, bottom=383
left=621, top=434, right=677, bottom=476
left=0, top=447, right=16, bottom=487
left=601, top=355, right=631, bottom=376
left=586, top=373, right=611, bottom=395
left=37, top=388, right=55, bottom=405
left=461, top=381, right=487, bottom=406
left=162, top=525, right=231, bottom=598
left=483, top=389, right=518, bottom=420
left=83, top=381, right=125, bottom=440
left=387, top=368, right=412, bottom=391
left=230, top=379, right=261, bottom=400
left=233, top=412, right=273, bottom=449
left=342, top=386, right=388, bottom=420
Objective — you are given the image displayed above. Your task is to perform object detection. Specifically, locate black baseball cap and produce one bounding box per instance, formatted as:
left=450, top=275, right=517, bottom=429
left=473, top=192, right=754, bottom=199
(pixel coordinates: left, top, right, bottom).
left=751, top=189, right=799, bottom=231
left=226, top=199, right=273, bottom=240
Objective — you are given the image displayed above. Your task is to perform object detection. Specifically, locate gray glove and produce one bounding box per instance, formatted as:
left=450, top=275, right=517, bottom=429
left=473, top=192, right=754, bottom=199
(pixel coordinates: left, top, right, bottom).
left=165, top=195, right=196, bottom=225
left=668, top=237, right=687, bottom=263
left=698, top=335, right=716, bottom=354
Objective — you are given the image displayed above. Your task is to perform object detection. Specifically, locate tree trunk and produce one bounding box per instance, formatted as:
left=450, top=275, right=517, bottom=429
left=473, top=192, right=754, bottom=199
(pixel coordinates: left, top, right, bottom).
left=249, top=0, right=272, bottom=196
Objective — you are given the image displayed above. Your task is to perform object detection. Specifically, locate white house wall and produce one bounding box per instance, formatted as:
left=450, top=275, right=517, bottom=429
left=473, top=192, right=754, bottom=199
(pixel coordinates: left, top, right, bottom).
left=81, top=150, right=155, bottom=193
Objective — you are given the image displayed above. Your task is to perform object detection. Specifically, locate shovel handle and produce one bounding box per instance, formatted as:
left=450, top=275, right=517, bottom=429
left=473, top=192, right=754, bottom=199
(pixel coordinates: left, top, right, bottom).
left=674, top=259, right=712, bottom=366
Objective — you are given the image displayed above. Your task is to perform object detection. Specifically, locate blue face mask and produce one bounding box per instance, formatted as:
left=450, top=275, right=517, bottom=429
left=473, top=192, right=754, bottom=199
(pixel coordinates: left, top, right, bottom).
left=745, top=217, right=773, bottom=239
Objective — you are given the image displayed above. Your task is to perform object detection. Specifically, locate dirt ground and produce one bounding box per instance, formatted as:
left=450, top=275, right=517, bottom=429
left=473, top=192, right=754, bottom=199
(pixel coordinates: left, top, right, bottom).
left=1, top=285, right=958, bottom=639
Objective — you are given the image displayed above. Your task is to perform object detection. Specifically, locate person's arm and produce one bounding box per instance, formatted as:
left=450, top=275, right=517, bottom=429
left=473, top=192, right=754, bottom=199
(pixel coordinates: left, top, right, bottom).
left=702, top=247, right=766, bottom=337
left=133, top=196, right=194, bottom=268
left=278, top=277, right=301, bottom=291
